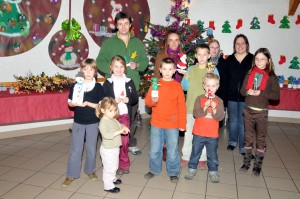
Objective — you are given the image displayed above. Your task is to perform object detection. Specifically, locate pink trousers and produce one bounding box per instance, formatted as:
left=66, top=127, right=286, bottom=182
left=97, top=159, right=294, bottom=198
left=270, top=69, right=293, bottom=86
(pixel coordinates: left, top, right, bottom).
left=118, top=114, right=130, bottom=170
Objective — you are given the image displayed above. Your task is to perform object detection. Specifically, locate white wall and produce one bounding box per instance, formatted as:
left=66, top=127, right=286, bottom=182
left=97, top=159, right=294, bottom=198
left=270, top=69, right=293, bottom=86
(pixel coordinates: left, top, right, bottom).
left=1, top=0, right=300, bottom=120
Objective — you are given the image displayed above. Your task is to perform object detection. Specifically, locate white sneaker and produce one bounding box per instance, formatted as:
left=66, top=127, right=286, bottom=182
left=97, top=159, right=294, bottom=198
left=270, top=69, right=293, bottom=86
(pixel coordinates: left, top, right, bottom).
left=128, top=146, right=142, bottom=155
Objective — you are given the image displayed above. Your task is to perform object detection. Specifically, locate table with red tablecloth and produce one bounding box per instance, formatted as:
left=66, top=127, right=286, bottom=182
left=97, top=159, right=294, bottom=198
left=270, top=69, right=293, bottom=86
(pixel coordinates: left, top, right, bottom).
left=269, top=87, right=300, bottom=111
left=0, top=90, right=74, bottom=125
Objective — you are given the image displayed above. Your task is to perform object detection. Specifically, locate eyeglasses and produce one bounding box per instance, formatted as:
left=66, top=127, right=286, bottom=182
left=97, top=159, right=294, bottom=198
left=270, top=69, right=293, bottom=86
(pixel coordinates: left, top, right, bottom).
left=255, top=58, right=268, bottom=62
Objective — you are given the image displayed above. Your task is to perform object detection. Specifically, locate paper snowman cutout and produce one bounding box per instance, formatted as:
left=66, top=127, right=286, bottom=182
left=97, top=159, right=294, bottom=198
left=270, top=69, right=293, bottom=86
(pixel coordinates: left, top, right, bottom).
left=72, top=72, right=85, bottom=105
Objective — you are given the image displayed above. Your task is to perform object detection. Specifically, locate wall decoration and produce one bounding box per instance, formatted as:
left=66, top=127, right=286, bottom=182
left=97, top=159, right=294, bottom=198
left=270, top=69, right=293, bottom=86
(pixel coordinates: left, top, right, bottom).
left=48, top=30, right=89, bottom=70
left=289, top=56, right=300, bottom=69
left=278, top=55, right=286, bottom=65
left=236, top=19, right=242, bottom=29
left=209, top=20, right=215, bottom=30
left=250, top=17, right=260, bottom=29
left=0, top=0, right=61, bottom=57
left=268, top=14, right=275, bottom=24
left=222, top=20, right=231, bottom=33
left=279, top=16, right=290, bottom=29
left=296, top=14, right=300, bottom=25
left=83, top=0, right=150, bottom=47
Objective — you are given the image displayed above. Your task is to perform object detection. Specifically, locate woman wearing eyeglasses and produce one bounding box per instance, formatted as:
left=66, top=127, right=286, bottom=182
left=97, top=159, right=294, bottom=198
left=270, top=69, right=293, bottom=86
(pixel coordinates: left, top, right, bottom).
left=223, top=34, right=253, bottom=156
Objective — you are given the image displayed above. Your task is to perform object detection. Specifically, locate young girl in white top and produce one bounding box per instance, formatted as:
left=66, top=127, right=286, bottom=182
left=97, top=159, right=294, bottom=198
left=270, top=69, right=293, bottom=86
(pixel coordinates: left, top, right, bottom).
left=96, top=97, right=130, bottom=193
left=102, top=55, right=139, bottom=175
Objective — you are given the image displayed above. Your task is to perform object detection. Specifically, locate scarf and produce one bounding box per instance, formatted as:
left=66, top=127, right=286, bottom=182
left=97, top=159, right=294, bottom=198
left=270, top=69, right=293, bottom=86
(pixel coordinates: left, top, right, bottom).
left=246, top=66, right=269, bottom=90
left=209, top=50, right=221, bottom=65
left=167, top=47, right=180, bottom=82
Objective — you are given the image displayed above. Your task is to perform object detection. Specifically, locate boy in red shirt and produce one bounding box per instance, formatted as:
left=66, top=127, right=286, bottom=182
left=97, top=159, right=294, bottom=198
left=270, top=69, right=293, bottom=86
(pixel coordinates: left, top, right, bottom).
left=185, top=73, right=224, bottom=183
left=144, top=58, right=186, bottom=183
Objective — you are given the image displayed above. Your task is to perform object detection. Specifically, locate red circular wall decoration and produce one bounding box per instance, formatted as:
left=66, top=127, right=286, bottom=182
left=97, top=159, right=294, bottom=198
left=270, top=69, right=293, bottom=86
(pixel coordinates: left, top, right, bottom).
left=83, top=0, right=150, bottom=47
left=0, top=0, right=61, bottom=57
left=48, top=30, right=89, bottom=71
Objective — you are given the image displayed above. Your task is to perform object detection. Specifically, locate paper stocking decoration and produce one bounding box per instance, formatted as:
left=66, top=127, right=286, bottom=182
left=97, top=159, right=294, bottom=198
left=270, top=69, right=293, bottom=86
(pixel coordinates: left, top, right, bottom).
left=209, top=21, right=215, bottom=30
left=236, top=19, right=243, bottom=29
left=278, top=55, right=286, bottom=65
left=268, top=14, right=275, bottom=24
left=296, top=14, right=300, bottom=25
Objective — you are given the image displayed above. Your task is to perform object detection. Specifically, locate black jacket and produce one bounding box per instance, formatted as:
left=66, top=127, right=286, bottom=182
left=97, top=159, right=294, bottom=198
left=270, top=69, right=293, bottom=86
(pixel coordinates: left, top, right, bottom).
left=223, top=53, right=253, bottom=104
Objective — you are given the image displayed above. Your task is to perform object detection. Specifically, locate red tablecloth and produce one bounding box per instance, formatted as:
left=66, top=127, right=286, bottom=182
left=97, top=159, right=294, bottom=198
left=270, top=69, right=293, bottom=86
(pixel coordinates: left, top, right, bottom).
left=0, top=90, right=74, bottom=125
left=269, top=87, right=300, bottom=111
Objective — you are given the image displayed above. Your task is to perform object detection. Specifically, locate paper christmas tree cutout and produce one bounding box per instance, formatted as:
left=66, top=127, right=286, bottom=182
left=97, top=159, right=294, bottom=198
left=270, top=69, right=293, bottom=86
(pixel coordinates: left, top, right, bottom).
left=0, top=0, right=30, bottom=37
left=279, top=16, right=290, bottom=29
left=250, top=17, right=260, bottom=29
left=289, top=56, right=300, bottom=69
left=222, top=20, right=231, bottom=33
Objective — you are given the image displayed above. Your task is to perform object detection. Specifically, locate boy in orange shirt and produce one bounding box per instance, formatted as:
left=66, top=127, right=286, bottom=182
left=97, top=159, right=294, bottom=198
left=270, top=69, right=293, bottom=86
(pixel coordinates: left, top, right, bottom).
left=185, top=73, right=224, bottom=183
left=144, top=58, right=186, bottom=183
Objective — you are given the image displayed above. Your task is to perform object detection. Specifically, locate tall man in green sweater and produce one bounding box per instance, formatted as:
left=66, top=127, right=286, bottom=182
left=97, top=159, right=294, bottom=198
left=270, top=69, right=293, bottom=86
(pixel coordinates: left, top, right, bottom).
left=96, top=12, right=148, bottom=155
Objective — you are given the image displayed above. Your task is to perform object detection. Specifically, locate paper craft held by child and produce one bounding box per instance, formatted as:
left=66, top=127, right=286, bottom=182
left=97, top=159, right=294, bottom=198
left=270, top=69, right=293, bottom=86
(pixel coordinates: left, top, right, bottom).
left=72, top=72, right=85, bottom=105
left=177, top=53, right=187, bottom=70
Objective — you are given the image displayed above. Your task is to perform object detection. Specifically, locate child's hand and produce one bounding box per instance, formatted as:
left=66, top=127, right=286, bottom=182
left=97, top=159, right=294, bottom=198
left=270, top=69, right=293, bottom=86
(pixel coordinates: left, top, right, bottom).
left=247, top=89, right=255, bottom=96
left=122, top=97, right=129, bottom=103
left=122, top=126, right=130, bottom=135
left=179, top=128, right=185, bottom=131
left=152, top=97, right=159, bottom=104
left=204, top=100, right=211, bottom=108
left=177, top=69, right=187, bottom=75
left=115, top=97, right=122, bottom=103
left=210, top=101, right=217, bottom=109
left=207, top=67, right=215, bottom=73
left=253, top=90, right=261, bottom=96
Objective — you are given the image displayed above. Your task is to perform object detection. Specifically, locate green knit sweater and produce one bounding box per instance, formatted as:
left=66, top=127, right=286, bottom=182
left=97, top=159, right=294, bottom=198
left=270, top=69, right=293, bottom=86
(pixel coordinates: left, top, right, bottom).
left=96, top=32, right=148, bottom=90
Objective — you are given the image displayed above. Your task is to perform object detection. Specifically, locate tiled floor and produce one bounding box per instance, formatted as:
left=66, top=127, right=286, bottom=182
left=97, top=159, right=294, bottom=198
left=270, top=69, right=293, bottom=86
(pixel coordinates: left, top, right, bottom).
left=0, top=119, right=300, bottom=199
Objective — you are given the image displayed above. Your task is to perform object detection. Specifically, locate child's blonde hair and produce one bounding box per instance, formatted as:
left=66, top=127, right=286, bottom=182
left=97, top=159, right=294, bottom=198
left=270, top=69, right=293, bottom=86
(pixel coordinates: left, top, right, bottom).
left=96, top=97, right=119, bottom=119
left=110, top=55, right=127, bottom=74
left=80, top=58, right=97, bottom=78
left=202, top=73, right=220, bottom=85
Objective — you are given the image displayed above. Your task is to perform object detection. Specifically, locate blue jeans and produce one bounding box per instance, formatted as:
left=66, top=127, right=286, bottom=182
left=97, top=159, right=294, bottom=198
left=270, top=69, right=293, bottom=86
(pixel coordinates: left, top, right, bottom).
left=67, top=122, right=99, bottom=178
left=149, top=126, right=180, bottom=177
left=188, top=135, right=218, bottom=172
left=227, top=101, right=245, bottom=154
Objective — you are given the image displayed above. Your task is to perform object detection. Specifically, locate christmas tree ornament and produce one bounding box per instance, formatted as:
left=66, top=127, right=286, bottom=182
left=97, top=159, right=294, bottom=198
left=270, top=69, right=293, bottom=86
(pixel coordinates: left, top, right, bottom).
left=222, top=20, right=231, bottom=33
left=209, top=20, right=215, bottom=30
left=236, top=19, right=243, bottom=29
left=184, top=18, right=190, bottom=25
left=288, top=56, right=300, bottom=69
left=295, top=14, right=300, bottom=25
left=250, top=17, right=260, bottom=29
left=206, top=28, right=213, bottom=36
left=166, top=15, right=170, bottom=22
left=278, top=55, right=286, bottom=65
left=279, top=16, right=290, bottom=29
left=268, top=14, right=275, bottom=24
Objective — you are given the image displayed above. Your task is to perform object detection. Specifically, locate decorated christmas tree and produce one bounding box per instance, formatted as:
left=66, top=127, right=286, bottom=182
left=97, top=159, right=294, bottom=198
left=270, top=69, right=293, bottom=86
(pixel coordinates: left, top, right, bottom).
left=0, top=0, right=30, bottom=37
left=140, top=0, right=213, bottom=97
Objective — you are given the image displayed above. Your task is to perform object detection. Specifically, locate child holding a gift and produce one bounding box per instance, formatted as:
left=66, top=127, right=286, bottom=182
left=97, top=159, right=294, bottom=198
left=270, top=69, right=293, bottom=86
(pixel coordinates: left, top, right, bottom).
left=62, top=58, right=105, bottom=187
left=240, top=48, right=280, bottom=176
left=144, top=57, right=186, bottom=183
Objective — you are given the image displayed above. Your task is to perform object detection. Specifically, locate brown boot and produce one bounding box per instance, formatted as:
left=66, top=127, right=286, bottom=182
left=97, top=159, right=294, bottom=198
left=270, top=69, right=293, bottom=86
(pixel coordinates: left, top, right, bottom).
left=240, top=147, right=253, bottom=172
left=253, top=150, right=265, bottom=176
